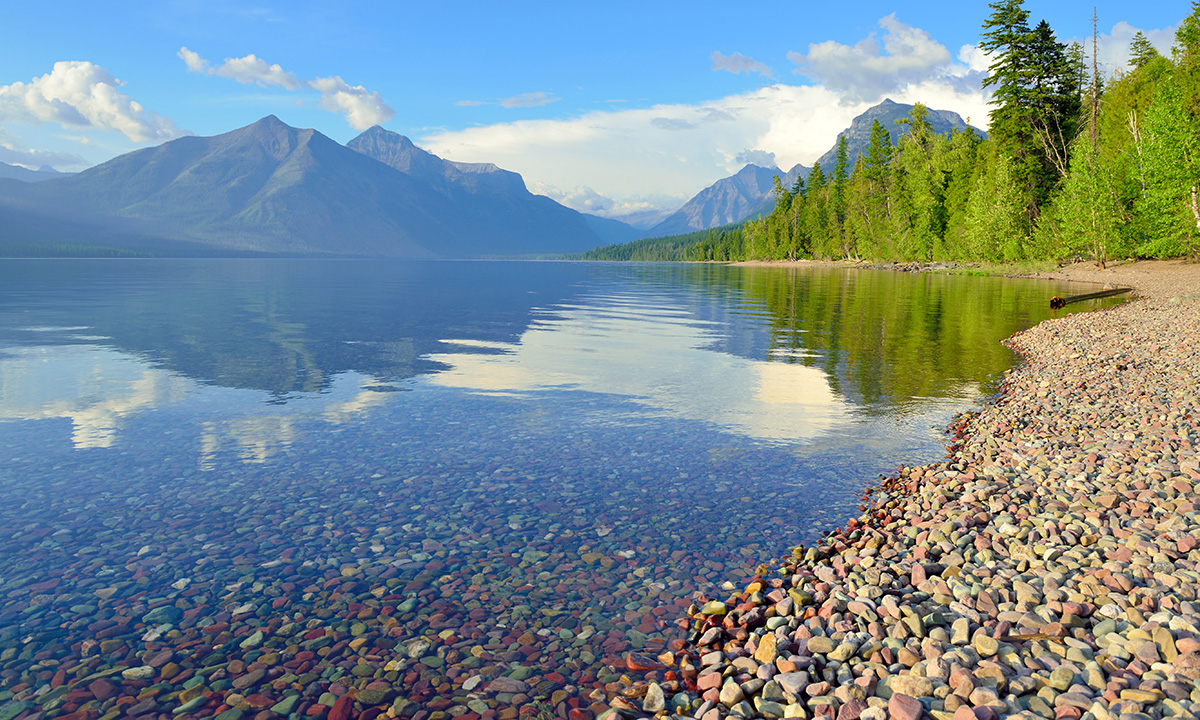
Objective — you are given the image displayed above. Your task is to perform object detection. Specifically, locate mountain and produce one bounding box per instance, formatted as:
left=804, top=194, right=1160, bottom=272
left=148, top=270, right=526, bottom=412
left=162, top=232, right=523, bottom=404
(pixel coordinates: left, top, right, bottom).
left=812, top=98, right=981, bottom=170
left=0, top=162, right=69, bottom=182
left=346, top=126, right=629, bottom=253
left=583, top=213, right=642, bottom=245
left=0, top=117, right=624, bottom=258
left=641, top=99, right=980, bottom=240
left=646, top=164, right=787, bottom=238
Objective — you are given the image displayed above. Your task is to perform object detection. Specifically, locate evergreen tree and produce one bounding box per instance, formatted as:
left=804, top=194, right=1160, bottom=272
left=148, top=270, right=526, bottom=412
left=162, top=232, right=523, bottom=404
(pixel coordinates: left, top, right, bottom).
left=1130, top=32, right=1160, bottom=70
left=863, top=120, right=893, bottom=181
left=941, top=128, right=984, bottom=259
left=1027, top=23, right=1083, bottom=180
left=980, top=1, right=1080, bottom=222
left=833, top=136, right=852, bottom=257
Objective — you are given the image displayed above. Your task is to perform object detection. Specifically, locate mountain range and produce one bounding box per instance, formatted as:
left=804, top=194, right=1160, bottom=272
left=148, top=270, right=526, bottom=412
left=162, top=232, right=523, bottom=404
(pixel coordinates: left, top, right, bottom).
left=0, top=162, right=70, bottom=182
left=0, top=117, right=633, bottom=258
left=0, top=99, right=980, bottom=257
left=643, top=99, right=980, bottom=239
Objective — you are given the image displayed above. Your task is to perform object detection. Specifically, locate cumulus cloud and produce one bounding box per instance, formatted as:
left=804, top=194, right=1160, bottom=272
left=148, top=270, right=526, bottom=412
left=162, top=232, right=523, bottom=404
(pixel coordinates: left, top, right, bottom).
left=215, top=55, right=303, bottom=90
left=179, top=48, right=393, bottom=130
left=711, top=51, right=773, bottom=77
left=180, top=47, right=302, bottom=89
left=0, top=61, right=183, bottom=143
left=178, top=47, right=208, bottom=73
left=530, top=183, right=680, bottom=227
left=735, top=149, right=777, bottom=168
left=309, top=76, right=394, bottom=130
left=421, top=84, right=866, bottom=219
left=788, top=14, right=956, bottom=102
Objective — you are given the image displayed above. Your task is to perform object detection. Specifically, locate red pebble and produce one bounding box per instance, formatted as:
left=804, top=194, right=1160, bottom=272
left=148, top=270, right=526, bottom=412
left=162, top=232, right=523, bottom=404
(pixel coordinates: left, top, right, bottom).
left=625, top=651, right=665, bottom=672
left=328, top=695, right=356, bottom=720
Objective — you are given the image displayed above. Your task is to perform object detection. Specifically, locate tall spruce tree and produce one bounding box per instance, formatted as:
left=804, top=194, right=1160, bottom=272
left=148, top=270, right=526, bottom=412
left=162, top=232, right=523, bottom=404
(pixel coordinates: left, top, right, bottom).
left=1130, top=32, right=1160, bottom=70
left=833, top=136, right=852, bottom=257
left=980, top=1, right=1080, bottom=223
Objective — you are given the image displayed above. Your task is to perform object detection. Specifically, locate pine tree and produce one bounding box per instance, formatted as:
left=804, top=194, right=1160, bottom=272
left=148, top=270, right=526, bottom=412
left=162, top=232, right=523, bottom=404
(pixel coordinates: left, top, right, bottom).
left=980, top=1, right=1080, bottom=223
left=863, top=120, right=893, bottom=182
left=833, top=136, right=852, bottom=257
left=1130, top=32, right=1160, bottom=70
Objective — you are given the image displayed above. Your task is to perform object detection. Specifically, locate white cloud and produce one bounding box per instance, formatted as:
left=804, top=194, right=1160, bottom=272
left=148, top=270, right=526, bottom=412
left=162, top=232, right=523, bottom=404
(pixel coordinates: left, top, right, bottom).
left=309, top=76, right=395, bottom=130
left=735, top=149, right=777, bottom=168
left=457, top=92, right=560, bottom=108
left=180, top=47, right=301, bottom=89
left=499, top=91, right=558, bottom=108
left=711, top=51, right=773, bottom=77
left=0, top=135, right=88, bottom=170
left=178, top=47, right=208, bottom=73
left=0, top=61, right=183, bottom=143
left=421, top=85, right=872, bottom=219
left=530, top=182, right=681, bottom=226
left=179, top=48, right=392, bottom=130
left=788, top=14, right=956, bottom=102
left=1064, top=21, right=1178, bottom=80
left=214, top=55, right=303, bottom=91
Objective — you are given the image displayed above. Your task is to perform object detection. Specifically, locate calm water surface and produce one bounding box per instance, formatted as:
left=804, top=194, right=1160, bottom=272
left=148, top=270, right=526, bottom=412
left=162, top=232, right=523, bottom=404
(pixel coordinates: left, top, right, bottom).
left=0, top=260, right=1115, bottom=718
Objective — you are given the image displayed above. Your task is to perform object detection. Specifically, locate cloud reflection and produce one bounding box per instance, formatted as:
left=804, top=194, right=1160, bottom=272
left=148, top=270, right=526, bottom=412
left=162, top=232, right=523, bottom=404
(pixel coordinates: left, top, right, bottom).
left=0, top=344, right=401, bottom=464
left=424, top=292, right=853, bottom=444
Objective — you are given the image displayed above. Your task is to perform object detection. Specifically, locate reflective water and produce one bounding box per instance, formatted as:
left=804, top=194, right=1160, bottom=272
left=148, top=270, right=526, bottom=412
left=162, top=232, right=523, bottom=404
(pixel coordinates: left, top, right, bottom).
left=0, top=260, right=1115, bottom=718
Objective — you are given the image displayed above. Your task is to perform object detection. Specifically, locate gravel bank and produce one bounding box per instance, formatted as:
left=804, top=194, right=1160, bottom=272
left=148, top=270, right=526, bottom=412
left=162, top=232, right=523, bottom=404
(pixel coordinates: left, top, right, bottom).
left=618, top=261, right=1200, bottom=720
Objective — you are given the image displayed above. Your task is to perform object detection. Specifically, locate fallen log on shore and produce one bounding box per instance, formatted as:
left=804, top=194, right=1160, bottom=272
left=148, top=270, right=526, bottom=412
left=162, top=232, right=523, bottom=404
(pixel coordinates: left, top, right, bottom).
left=1050, top=286, right=1132, bottom=309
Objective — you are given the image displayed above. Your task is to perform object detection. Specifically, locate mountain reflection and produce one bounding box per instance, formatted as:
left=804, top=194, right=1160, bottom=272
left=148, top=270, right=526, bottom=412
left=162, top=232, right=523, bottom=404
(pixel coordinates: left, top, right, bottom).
left=0, top=259, right=1114, bottom=458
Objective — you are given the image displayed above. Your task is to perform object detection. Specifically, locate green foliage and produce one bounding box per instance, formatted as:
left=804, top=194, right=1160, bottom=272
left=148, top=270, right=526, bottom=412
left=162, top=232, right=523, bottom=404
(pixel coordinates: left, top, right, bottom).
left=962, top=150, right=1028, bottom=261
left=1137, top=77, right=1200, bottom=258
left=1130, top=32, right=1160, bottom=70
left=1035, top=132, right=1126, bottom=264
left=572, top=232, right=708, bottom=261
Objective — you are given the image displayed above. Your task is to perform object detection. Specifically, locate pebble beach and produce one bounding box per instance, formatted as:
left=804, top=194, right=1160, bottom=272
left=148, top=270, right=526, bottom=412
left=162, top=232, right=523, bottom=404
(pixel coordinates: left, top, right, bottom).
left=641, top=260, right=1200, bottom=720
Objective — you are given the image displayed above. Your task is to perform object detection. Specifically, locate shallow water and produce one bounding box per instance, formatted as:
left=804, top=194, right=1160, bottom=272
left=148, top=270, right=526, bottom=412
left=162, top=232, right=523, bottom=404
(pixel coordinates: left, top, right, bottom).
left=0, top=260, right=1117, bottom=718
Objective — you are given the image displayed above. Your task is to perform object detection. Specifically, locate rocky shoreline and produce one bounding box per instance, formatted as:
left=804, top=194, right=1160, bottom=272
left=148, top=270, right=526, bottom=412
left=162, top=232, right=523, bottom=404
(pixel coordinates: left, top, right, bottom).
left=612, top=261, right=1200, bottom=720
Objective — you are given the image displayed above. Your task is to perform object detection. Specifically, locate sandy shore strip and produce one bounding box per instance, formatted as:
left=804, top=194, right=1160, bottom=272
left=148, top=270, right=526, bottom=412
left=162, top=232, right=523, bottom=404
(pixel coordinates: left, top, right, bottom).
left=615, top=260, right=1200, bottom=720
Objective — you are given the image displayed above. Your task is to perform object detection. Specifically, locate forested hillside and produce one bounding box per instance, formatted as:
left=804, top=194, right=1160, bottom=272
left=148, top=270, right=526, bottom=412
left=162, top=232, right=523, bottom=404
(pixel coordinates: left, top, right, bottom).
left=582, top=1, right=1200, bottom=265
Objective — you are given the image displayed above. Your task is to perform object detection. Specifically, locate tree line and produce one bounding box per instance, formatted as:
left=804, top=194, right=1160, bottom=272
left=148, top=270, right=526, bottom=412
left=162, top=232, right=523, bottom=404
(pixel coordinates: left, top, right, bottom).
left=582, top=1, right=1200, bottom=265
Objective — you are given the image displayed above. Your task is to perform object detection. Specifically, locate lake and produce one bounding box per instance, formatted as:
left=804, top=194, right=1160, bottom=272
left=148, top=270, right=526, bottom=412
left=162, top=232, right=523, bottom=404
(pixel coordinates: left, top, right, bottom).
left=0, top=260, right=1117, bottom=720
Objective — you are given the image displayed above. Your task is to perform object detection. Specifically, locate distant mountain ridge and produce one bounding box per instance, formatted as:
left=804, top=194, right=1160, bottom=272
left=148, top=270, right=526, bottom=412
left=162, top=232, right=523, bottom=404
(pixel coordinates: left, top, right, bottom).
left=0, top=116, right=634, bottom=258
left=642, top=99, right=979, bottom=239
left=647, top=164, right=798, bottom=238
left=0, top=161, right=70, bottom=182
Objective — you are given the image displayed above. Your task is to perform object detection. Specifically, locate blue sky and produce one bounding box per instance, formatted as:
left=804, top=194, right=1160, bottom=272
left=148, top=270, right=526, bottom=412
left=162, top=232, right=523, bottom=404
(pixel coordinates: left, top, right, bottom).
left=0, top=1, right=1187, bottom=224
